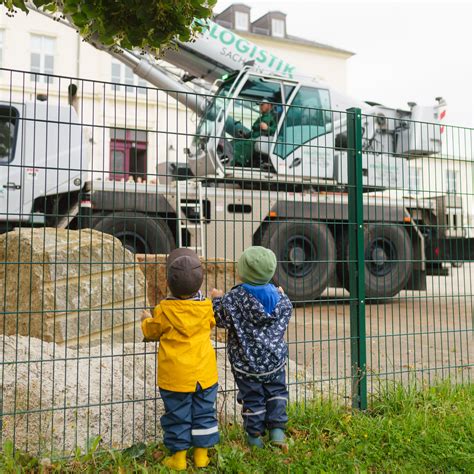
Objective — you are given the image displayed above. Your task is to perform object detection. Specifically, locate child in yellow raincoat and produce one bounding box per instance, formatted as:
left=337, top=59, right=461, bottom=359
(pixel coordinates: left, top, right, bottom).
left=141, top=248, right=218, bottom=471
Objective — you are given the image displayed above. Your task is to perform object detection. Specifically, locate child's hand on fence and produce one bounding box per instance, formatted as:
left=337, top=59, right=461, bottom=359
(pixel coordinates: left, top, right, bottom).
left=141, top=309, right=152, bottom=322
left=277, top=286, right=285, bottom=294
left=210, top=288, right=224, bottom=299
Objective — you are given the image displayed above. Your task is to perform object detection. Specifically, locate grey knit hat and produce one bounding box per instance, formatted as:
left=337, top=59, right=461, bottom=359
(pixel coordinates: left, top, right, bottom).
left=167, top=248, right=203, bottom=298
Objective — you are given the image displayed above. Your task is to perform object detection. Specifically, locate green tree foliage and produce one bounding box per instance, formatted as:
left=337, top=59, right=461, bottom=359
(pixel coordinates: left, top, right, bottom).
left=0, top=0, right=216, bottom=52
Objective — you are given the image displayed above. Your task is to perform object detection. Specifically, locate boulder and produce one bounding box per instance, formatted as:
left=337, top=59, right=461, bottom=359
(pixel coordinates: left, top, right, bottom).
left=0, top=229, right=147, bottom=348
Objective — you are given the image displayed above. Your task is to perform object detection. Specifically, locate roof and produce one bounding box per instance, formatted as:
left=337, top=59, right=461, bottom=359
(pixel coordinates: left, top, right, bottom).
left=239, top=30, right=355, bottom=56
left=217, top=3, right=251, bottom=15
left=214, top=6, right=354, bottom=56
left=285, top=34, right=354, bottom=56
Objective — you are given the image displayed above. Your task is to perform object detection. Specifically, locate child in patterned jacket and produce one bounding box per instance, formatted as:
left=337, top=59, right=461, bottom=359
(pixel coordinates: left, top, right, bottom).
left=211, top=246, right=292, bottom=449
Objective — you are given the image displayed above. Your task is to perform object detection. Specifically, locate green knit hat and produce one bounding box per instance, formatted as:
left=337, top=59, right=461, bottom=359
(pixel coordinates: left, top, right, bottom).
left=238, top=246, right=277, bottom=286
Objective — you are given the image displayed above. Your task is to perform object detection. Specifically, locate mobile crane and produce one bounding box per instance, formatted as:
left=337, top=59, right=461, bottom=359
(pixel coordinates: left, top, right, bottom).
left=0, top=10, right=470, bottom=301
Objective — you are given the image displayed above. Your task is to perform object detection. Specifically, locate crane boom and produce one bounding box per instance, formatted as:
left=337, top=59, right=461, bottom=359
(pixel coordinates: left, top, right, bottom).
left=165, top=20, right=298, bottom=83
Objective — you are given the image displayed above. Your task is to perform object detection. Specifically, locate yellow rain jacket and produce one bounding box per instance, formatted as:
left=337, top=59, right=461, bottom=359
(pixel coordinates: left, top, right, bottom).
left=141, top=298, right=218, bottom=392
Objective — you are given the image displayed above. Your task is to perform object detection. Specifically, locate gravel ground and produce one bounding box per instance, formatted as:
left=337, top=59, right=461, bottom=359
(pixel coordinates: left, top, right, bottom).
left=287, top=264, right=474, bottom=400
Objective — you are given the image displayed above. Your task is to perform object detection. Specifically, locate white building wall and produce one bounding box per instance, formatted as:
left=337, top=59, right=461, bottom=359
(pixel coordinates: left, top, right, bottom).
left=0, top=8, right=192, bottom=182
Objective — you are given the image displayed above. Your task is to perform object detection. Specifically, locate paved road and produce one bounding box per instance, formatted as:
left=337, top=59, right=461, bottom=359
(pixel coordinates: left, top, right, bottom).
left=287, top=264, right=474, bottom=399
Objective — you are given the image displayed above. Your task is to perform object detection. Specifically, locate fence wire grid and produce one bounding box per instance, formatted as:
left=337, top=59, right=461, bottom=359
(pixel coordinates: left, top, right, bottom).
left=0, top=68, right=472, bottom=456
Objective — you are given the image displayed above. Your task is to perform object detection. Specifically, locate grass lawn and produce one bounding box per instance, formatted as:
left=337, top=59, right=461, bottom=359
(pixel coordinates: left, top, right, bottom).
left=1, top=382, right=473, bottom=473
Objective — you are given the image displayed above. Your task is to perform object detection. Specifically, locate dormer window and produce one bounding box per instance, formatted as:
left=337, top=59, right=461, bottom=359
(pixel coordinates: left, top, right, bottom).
left=271, top=18, right=285, bottom=37
left=235, top=11, right=249, bottom=31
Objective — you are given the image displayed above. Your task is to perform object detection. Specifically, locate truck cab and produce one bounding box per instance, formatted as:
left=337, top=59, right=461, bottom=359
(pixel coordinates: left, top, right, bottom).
left=0, top=101, right=88, bottom=230
left=186, top=68, right=444, bottom=192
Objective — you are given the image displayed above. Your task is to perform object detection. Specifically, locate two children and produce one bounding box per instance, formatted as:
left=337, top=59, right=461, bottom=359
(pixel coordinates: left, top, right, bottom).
left=141, top=246, right=292, bottom=469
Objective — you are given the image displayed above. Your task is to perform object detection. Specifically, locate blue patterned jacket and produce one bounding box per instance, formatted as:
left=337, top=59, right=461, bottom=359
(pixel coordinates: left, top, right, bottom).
left=212, top=285, right=293, bottom=382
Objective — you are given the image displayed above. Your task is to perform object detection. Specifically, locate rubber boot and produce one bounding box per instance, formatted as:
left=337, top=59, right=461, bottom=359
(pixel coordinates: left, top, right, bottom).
left=269, top=428, right=288, bottom=450
left=247, top=434, right=264, bottom=448
left=194, top=447, right=210, bottom=468
left=163, top=450, right=187, bottom=471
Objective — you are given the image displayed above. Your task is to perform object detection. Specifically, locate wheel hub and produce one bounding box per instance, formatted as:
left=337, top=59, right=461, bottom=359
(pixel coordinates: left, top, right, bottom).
left=289, top=246, right=306, bottom=266
left=372, top=247, right=388, bottom=266
left=366, top=237, right=396, bottom=277
left=283, top=235, right=316, bottom=278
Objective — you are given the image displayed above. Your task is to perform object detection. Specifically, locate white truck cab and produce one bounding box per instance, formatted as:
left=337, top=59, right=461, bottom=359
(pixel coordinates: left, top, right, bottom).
left=0, top=101, right=88, bottom=228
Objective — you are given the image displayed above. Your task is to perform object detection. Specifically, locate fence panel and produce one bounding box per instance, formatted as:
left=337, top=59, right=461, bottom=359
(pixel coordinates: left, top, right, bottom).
left=359, top=110, right=473, bottom=395
left=0, top=68, right=472, bottom=456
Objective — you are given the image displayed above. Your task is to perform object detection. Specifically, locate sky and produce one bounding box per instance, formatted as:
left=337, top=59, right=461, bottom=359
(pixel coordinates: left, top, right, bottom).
left=215, top=0, right=473, bottom=128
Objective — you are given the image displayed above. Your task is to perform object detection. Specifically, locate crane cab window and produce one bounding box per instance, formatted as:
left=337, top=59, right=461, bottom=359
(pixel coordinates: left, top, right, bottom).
left=225, top=77, right=283, bottom=138
left=0, top=106, right=19, bottom=165
left=274, top=86, right=332, bottom=159
left=223, top=76, right=295, bottom=167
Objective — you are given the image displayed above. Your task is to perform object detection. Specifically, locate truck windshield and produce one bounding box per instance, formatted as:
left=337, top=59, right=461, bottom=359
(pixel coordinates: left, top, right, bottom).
left=195, top=76, right=290, bottom=140
left=195, top=80, right=234, bottom=141
left=193, top=75, right=293, bottom=167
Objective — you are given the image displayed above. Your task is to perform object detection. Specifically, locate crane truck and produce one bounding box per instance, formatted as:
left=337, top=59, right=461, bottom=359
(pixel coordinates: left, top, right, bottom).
left=0, top=12, right=471, bottom=301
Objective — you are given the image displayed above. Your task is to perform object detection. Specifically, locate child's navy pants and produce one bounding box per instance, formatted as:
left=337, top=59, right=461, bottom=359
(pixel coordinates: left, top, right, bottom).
left=234, top=370, right=288, bottom=436
left=159, top=383, right=219, bottom=452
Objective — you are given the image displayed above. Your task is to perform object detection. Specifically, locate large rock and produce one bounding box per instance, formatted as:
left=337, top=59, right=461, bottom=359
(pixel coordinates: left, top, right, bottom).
left=0, top=335, right=158, bottom=454
left=136, top=254, right=241, bottom=305
left=0, top=229, right=146, bottom=347
left=0, top=335, right=317, bottom=455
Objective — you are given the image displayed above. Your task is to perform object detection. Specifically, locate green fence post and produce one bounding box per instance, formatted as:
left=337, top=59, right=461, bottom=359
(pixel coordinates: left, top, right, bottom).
left=346, top=107, right=367, bottom=410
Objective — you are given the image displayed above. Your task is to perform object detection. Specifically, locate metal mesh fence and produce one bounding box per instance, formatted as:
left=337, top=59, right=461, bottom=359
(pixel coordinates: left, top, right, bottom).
left=0, top=68, right=472, bottom=456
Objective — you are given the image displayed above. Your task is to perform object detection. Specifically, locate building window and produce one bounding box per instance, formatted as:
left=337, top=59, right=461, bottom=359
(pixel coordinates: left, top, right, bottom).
left=409, top=167, right=422, bottom=194
left=235, top=11, right=249, bottom=31
left=446, top=169, right=458, bottom=194
left=111, top=61, right=147, bottom=94
left=30, top=34, right=55, bottom=83
left=271, top=18, right=285, bottom=38
left=110, top=128, right=148, bottom=181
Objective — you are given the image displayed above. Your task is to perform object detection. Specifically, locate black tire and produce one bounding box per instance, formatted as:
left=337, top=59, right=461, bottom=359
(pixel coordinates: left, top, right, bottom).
left=92, top=211, right=175, bottom=255
left=261, top=221, right=336, bottom=301
left=338, top=224, right=413, bottom=299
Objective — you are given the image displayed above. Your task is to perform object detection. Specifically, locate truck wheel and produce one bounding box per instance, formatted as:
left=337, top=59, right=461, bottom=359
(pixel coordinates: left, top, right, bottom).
left=261, top=221, right=336, bottom=301
left=338, top=224, right=413, bottom=299
left=92, top=212, right=175, bottom=254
